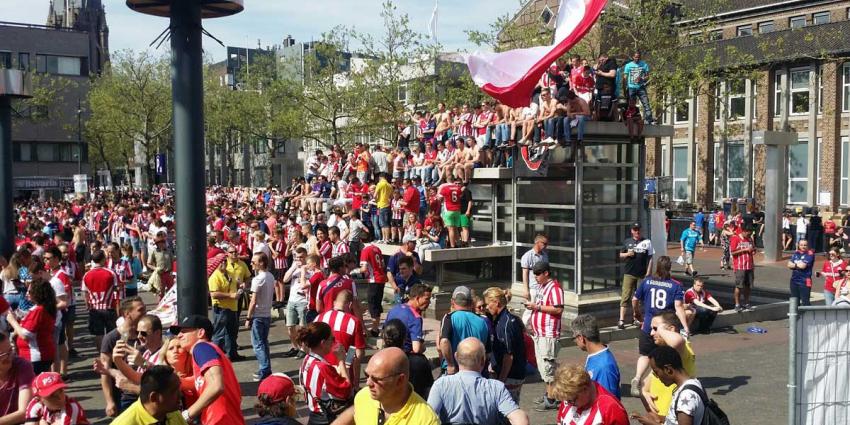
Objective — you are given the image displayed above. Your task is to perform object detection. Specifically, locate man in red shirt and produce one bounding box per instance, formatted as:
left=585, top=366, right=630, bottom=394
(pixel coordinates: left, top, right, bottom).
left=730, top=225, right=756, bottom=312
left=552, top=365, right=628, bottom=425
left=317, top=289, right=367, bottom=382
left=360, top=242, right=388, bottom=337
left=176, top=315, right=245, bottom=425
left=438, top=176, right=464, bottom=248
left=81, top=250, right=118, bottom=350
left=316, top=256, right=356, bottom=315
left=400, top=178, right=420, bottom=224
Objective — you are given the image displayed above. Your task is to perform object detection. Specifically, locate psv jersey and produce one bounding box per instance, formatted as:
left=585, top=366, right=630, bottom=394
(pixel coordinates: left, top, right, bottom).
left=439, top=183, right=463, bottom=212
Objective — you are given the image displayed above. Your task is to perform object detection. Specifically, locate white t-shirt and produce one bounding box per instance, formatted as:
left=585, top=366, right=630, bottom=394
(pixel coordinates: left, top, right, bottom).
left=250, top=271, right=276, bottom=319
left=796, top=217, right=808, bottom=234
left=666, top=379, right=706, bottom=425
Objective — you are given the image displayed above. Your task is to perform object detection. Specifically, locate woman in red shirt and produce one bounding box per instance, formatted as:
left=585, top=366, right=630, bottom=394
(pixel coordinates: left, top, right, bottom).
left=295, top=322, right=352, bottom=425
left=7, top=279, right=57, bottom=374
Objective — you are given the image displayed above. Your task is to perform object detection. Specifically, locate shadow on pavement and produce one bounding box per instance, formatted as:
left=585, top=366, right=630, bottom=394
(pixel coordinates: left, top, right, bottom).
left=700, top=375, right=751, bottom=395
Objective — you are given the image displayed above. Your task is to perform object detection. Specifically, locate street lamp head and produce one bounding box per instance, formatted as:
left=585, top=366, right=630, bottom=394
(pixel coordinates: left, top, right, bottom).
left=126, top=0, right=244, bottom=18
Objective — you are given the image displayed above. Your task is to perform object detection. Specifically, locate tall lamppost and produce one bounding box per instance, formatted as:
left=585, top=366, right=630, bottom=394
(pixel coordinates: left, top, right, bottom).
left=126, top=0, right=244, bottom=318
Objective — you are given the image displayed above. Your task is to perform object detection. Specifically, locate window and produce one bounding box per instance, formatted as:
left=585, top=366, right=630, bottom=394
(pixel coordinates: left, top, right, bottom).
left=13, top=143, right=33, bottom=162
left=788, top=141, right=808, bottom=204
left=673, top=146, right=689, bottom=201
left=758, top=21, right=775, bottom=34
left=844, top=63, right=850, bottom=112
left=397, top=83, right=408, bottom=103
left=713, top=143, right=746, bottom=200
left=727, top=80, right=746, bottom=119
left=540, top=6, right=553, bottom=25
left=674, top=99, right=689, bottom=123
left=841, top=137, right=850, bottom=205
left=661, top=145, right=669, bottom=176
left=774, top=70, right=784, bottom=116
left=736, top=24, right=753, bottom=37
left=0, top=52, right=11, bottom=69
left=790, top=68, right=811, bottom=115
left=687, top=33, right=702, bottom=44
left=708, top=30, right=723, bottom=41
left=17, top=53, right=29, bottom=71
left=818, top=66, right=823, bottom=114
left=35, top=55, right=85, bottom=76
left=36, top=144, right=57, bottom=162
left=789, top=15, right=806, bottom=29
left=813, top=11, right=830, bottom=25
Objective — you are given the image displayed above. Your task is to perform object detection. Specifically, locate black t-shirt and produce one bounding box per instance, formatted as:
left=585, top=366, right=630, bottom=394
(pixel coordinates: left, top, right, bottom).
left=622, top=237, right=654, bottom=277
left=407, top=352, right=434, bottom=400
left=742, top=213, right=755, bottom=227
left=101, top=329, right=141, bottom=405
left=460, top=188, right=473, bottom=214
left=596, top=58, right=618, bottom=92
left=491, top=309, right=527, bottom=381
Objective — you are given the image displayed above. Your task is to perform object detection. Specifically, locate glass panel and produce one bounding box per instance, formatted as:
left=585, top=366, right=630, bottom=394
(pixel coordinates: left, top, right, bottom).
left=0, top=52, right=11, bottom=69
left=758, top=21, right=774, bottom=33
left=789, top=181, right=807, bottom=203
left=675, top=102, right=689, bottom=122
left=791, top=71, right=810, bottom=89
left=674, top=181, right=688, bottom=200
left=813, top=12, right=830, bottom=25
left=727, top=144, right=745, bottom=179
left=790, top=16, right=806, bottom=29
left=517, top=180, right=575, bottom=205
left=789, top=142, right=808, bottom=178
left=582, top=183, right=638, bottom=205
left=673, top=147, right=688, bottom=176
left=728, top=181, right=744, bottom=198
left=792, top=92, right=809, bottom=114
left=20, top=143, right=32, bottom=162
left=736, top=25, right=752, bottom=36
left=36, top=144, right=56, bottom=162
left=843, top=139, right=849, bottom=204
left=515, top=223, right=575, bottom=250
left=581, top=206, right=638, bottom=225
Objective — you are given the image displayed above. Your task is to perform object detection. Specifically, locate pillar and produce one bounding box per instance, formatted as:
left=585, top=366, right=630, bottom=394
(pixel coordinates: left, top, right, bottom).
left=821, top=61, right=842, bottom=212
left=696, top=85, right=716, bottom=207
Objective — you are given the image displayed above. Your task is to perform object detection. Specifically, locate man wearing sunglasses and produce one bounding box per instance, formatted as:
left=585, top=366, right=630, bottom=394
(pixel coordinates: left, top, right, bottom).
left=525, top=261, right=564, bottom=412
left=520, top=234, right=549, bottom=325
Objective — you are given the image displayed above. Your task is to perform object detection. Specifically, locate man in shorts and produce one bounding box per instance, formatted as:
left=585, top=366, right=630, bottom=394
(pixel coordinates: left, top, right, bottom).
left=459, top=183, right=474, bottom=247
left=374, top=173, right=393, bottom=243
left=438, top=176, right=464, bottom=248
left=618, top=223, right=654, bottom=329
left=679, top=222, right=703, bottom=277
left=82, top=250, right=119, bottom=350
left=730, top=225, right=756, bottom=312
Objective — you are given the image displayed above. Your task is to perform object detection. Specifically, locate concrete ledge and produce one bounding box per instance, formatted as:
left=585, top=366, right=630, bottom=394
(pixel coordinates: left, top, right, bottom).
left=472, top=167, right=512, bottom=180
left=422, top=244, right=512, bottom=262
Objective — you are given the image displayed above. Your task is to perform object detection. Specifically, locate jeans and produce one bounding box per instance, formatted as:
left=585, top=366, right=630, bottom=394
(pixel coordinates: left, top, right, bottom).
left=3, top=293, right=23, bottom=310
left=212, top=306, right=239, bottom=357
left=496, top=123, right=510, bottom=144
left=824, top=291, right=835, bottom=306
left=564, top=115, right=589, bottom=143
left=371, top=214, right=381, bottom=240
left=251, top=317, right=272, bottom=378
left=543, top=117, right=559, bottom=141
left=628, top=87, right=653, bottom=123
left=790, top=283, right=811, bottom=306
left=431, top=166, right=440, bottom=183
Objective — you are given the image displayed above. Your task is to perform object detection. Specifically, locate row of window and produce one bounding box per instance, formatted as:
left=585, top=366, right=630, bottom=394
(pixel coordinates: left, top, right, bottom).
left=13, top=142, right=87, bottom=163
left=693, top=9, right=841, bottom=43
left=662, top=137, right=850, bottom=206
left=0, top=51, right=87, bottom=76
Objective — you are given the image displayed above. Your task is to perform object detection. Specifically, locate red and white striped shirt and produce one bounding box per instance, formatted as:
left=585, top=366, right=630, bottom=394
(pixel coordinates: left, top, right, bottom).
left=556, top=382, right=628, bottom=425
left=25, top=397, right=89, bottom=425
left=271, top=239, right=288, bottom=270
left=299, top=353, right=353, bottom=414
left=359, top=244, right=387, bottom=284
left=136, top=346, right=164, bottom=374
left=317, top=309, right=366, bottom=365
left=318, top=240, right=332, bottom=269
left=730, top=235, right=755, bottom=271
left=81, top=266, right=118, bottom=310
left=531, top=279, right=564, bottom=338
left=391, top=199, right=404, bottom=220
left=331, top=241, right=350, bottom=259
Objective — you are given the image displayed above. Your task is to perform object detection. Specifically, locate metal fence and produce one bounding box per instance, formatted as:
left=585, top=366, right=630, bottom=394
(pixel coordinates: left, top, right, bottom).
left=789, top=298, right=850, bottom=425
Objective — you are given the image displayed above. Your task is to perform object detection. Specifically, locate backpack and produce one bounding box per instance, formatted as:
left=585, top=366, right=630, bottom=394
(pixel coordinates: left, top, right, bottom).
left=673, top=383, right=731, bottom=425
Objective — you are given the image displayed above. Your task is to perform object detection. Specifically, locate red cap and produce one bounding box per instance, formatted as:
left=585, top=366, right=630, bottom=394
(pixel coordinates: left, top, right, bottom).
left=257, top=373, right=295, bottom=403
left=32, top=372, right=66, bottom=397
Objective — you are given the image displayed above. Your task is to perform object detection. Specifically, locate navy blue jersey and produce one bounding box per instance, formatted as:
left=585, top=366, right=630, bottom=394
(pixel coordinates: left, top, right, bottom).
left=634, top=277, right=684, bottom=333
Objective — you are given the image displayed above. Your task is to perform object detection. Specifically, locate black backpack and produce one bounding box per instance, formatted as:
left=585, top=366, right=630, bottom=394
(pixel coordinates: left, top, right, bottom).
left=673, top=383, right=731, bottom=425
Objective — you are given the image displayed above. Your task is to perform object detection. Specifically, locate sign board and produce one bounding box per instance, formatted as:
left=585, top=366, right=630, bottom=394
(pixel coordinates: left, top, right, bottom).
left=644, top=178, right=657, bottom=194
left=73, top=174, right=88, bottom=193
left=819, top=191, right=831, bottom=206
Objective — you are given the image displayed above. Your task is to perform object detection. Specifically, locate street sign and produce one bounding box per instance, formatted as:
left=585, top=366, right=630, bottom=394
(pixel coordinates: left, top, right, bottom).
left=73, top=174, right=88, bottom=193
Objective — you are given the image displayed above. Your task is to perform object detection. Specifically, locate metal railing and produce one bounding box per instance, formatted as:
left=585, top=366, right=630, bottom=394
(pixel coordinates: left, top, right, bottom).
left=788, top=298, right=850, bottom=425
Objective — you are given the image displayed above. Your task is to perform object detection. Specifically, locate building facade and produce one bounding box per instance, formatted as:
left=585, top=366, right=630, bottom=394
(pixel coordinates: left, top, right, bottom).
left=1, top=0, right=108, bottom=198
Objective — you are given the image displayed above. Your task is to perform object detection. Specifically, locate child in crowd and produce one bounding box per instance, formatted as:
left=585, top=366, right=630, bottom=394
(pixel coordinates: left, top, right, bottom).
left=25, top=372, right=89, bottom=424
left=390, top=190, right=404, bottom=244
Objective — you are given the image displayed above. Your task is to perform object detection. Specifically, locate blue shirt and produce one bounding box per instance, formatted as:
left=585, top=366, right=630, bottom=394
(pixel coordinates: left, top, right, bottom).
left=694, top=212, right=705, bottom=228
left=385, top=303, right=423, bottom=353
left=491, top=309, right=527, bottom=381
left=394, top=272, right=421, bottom=296
left=790, top=249, right=815, bottom=286
left=585, top=347, right=621, bottom=399
left=387, top=251, right=421, bottom=276
left=680, top=228, right=701, bottom=252
left=427, top=371, right=519, bottom=425
left=623, top=60, right=650, bottom=89
left=439, top=310, right=491, bottom=369
left=634, top=277, right=684, bottom=333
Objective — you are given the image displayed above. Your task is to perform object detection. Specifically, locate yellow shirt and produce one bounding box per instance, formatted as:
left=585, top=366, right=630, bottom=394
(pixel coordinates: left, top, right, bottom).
left=649, top=340, right=697, bottom=417
left=111, top=400, right=188, bottom=425
left=208, top=269, right=238, bottom=311
left=225, top=259, right=251, bottom=286
left=352, top=384, right=439, bottom=425
left=375, top=180, right=393, bottom=209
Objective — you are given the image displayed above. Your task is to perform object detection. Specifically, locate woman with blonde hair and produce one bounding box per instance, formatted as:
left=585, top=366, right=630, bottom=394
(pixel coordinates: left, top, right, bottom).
left=550, top=364, right=628, bottom=424
left=482, top=287, right=527, bottom=402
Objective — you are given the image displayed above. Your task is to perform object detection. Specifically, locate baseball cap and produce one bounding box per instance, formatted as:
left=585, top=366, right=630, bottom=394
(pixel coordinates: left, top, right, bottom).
left=532, top=261, right=550, bottom=275
left=257, top=373, right=296, bottom=403
left=32, top=372, right=66, bottom=397
left=172, top=314, right=213, bottom=338
left=631, top=222, right=641, bottom=229
left=452, top=286, right=471, bottom=307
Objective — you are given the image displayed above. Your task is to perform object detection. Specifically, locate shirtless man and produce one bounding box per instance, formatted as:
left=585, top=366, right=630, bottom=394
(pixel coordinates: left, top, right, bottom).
left=446, top=139, right=466, bottom=182
left=434, top=103, right=452, bottom=142
left=435, top=140, right=456, bottom=184
left=454, top=138, right=479, bottom=183
left=518, top=101, right=539, bottom=145
left=537, top=87, right=559, bottom=147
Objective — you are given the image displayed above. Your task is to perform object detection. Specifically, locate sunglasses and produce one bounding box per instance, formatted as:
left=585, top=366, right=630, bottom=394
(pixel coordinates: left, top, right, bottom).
left=137, top=330, right=149, bottom=338
left=364, top=372, right=400, bottom=384
left=533, top=270, right=547, bottom=276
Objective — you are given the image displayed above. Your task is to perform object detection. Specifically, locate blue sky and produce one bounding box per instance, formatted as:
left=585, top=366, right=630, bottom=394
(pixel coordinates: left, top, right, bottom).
left=2, top=0, right=523, bottom=60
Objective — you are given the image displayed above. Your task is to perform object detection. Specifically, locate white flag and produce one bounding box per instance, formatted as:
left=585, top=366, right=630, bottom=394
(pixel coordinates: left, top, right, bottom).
left=428, top=0, right=438, bottom=42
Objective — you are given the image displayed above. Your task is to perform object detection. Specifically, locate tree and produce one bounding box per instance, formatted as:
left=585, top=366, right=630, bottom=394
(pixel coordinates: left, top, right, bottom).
left=86, top=50, right=171, bottom=187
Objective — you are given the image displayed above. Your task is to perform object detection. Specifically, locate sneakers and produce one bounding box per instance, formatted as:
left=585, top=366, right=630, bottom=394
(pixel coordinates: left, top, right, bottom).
left=744, top=304, right=755, bottom=311
left=691, top=270, right=699, bottom=277
left=630, top=377, right=641, bottom=397
left=633, top=320, right=641, bottom=327
left=534, top=400, right=558, bottom=412
left=734, top=305, right=744, bottom=313
left=617, top=320, right=625, bottom=330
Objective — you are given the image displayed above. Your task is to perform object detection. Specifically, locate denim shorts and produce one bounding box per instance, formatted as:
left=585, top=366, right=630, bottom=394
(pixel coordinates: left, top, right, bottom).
left=285, top=300, right=308, bottom=326
left=379, top=207, right=392, bottom=228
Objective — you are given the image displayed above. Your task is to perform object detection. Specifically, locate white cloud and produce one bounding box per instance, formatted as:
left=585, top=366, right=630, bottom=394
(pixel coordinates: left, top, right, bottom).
left=1, top=0, right=521, bottom=60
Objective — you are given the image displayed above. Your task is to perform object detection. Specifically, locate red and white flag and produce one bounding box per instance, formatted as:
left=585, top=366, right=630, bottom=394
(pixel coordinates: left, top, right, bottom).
left=465, top=0, right=608, bottom=107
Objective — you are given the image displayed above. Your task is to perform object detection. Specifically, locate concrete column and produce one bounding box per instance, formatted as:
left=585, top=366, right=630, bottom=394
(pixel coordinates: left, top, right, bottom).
left=696, top=85, right=716, bottom=207
left=650, top=208, right=667, bottom=257
left=780, top=66, right=790, bottom=131
left=806, top=66, right=818, bottom=207
left=743, top=78, right=754, bottom=198
left=717, top=81, right=728, bottom=202
left=820, top=61, right=842, bottom=212
left=754, top=131, right=798, bottom=262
